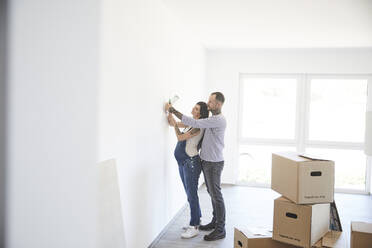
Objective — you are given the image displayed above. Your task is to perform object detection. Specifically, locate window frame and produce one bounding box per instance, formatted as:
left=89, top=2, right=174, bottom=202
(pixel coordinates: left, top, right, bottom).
left=237, top=73, right=372, bottom=194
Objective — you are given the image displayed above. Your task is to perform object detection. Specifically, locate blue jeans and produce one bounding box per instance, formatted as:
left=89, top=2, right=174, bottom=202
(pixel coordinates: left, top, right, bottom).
left=178, top=156, right=202, bottom=226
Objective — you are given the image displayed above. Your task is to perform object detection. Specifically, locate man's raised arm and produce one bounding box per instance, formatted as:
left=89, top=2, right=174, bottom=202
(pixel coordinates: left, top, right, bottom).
left=168, top=107, right=183, bottom=120
left=181, top=115, right=225, bottom=129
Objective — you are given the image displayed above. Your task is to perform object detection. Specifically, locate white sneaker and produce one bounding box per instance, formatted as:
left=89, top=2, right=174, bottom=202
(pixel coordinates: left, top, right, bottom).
left=181, top=226, right=199, bottom=239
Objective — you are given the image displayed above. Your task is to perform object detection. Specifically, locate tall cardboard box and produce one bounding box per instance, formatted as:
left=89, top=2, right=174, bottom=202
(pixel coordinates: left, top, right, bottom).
left=271, top=152, right=335, bottom=204
left=273, top=197, right=330, bottom=248
left=351, top=221, right=372, bottom=248
left=234, top=227, right=296, bottom=248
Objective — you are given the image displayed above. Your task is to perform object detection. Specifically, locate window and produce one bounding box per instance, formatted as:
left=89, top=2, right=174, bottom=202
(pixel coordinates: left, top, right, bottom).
left=309, top=79, right=367, bottom=142
left=239, top=145, right=296, bottom=186
left=238, top=74, right=371, bottom=193
left=240, top=78, right=297, bottom=140
left=306, top=148, right=366, bottom=190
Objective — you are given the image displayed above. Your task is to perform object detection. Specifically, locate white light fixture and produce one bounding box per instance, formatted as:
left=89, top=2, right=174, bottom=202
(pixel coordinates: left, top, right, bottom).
left=169, top=94, right=180, bottom=105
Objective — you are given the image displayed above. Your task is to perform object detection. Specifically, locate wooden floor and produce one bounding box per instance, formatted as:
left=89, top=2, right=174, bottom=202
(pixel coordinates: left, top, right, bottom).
left=150, top=184, right=372, bottom=248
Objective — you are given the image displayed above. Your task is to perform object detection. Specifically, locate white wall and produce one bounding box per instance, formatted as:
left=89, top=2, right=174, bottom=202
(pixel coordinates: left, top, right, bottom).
left=206, top=48, right=372, bottom=184
left=0, top=0, right=6, bottom=246
left=163, top=0, right=372, bottom=49
left=368, top=81, right=372, bottom=193
left=99, top=0, right=206, bottom=247
left=6, top=1, right=100, bottom=247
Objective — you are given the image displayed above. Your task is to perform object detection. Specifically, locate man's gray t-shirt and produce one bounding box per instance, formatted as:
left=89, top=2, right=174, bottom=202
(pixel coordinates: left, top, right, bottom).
left=182, top=114, right=226, bottom=162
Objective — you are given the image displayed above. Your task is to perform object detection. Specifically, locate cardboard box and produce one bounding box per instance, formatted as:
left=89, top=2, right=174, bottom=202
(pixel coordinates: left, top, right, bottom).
left=351, top=221, right=372, bottom=248
left=273, top=197, right=330, bottom=248
left=271, top=152, right=335, bottom=204
left=234, top=227, right=296, bottom=248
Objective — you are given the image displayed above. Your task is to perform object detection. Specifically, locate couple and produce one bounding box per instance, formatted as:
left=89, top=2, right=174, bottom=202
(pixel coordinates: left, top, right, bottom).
left=165, top=92, right=227, bottom=241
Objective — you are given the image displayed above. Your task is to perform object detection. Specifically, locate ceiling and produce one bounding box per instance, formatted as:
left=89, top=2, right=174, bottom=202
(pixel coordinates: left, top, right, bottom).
left=163, top=0, right=372, bottom=49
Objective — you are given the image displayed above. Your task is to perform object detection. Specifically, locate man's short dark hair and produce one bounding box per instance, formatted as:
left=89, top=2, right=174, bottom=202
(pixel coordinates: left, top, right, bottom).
left=212, top=92, right=225, bottom=104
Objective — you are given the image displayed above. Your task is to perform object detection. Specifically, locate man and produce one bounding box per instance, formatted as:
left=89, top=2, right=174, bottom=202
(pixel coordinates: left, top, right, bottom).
left=165, top=92, right=226, bottom=241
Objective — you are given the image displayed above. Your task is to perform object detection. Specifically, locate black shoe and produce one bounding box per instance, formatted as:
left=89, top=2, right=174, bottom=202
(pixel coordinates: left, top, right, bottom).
left=199, top=222, right=216, bottom=231
left=203, top=228, right=226, bottom=241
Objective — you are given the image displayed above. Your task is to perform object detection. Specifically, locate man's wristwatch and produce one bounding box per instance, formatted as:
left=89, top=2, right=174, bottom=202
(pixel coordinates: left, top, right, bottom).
left=169, top=107, right=175, bottom=113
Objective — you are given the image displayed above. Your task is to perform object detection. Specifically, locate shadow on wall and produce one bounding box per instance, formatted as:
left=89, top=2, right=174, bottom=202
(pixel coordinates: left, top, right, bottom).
left=0, top=0, right=7, bottom=246
left=0, top=1, right=6, bottom=246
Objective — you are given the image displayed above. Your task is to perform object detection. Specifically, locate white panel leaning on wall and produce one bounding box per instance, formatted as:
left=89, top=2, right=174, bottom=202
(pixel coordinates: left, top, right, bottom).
left=97, top=159, right=126, bottom=248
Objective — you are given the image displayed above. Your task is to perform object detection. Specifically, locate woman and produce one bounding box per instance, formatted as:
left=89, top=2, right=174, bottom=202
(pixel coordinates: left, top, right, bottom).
left=167, top=102, right=209, bottom=239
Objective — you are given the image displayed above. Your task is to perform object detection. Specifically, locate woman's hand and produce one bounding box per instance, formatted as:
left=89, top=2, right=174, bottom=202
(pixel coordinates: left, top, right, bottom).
left=168, top=113, right=176, bottom=126
left=164, top=102, right=172, bottom=112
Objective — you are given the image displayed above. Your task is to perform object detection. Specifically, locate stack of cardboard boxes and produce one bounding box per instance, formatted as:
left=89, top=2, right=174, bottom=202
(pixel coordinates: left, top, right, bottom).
left=271, top=152, right=335, bottom=247
left=234, top=151, right=336, bottom=248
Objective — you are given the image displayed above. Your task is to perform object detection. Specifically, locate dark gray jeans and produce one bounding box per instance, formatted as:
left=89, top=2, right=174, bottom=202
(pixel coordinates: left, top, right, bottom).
left=202, top=160, right=225, bottom=231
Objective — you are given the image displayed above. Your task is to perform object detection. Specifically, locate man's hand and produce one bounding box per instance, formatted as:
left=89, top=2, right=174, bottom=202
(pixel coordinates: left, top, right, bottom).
left=164, top=102, right=183, bottom=120
left=164, top=102, right=172, bottom=112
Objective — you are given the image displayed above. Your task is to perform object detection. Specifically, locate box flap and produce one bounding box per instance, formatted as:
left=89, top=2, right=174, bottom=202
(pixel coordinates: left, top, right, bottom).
left=299, top=153, right=332, bottom=161
left=235, top=227, right=272, bottom=239
left=310, top=203, right=330, bottom=245
left=351, top=221, right=372, bottom=234
left=313, top=239, right=323, bottom=247
left=249, top=227, right=272, bottom=237
left=274, top=151, right=311, bottom=162
left=321, top=231, right=342, bottom=247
